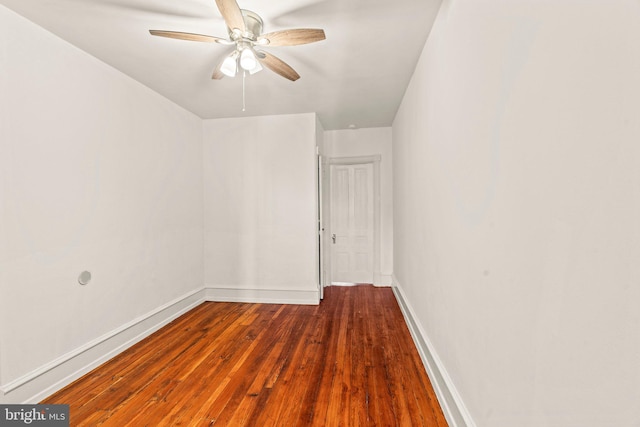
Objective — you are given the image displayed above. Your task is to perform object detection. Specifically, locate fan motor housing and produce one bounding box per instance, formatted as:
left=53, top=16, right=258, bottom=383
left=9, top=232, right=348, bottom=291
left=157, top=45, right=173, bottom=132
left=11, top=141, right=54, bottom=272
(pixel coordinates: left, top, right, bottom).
left=229, top=9, right=263, bottom=40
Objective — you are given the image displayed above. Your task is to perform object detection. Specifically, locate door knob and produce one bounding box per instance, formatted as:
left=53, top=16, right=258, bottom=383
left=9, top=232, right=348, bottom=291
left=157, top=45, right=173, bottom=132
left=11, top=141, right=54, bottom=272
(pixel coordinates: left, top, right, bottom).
left=332, top=234, right=336, bottom=244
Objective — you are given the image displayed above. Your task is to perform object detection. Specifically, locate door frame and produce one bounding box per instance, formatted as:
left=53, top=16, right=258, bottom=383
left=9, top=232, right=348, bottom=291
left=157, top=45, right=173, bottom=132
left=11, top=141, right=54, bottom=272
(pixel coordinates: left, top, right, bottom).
left=323, top=155, right=381, bottom=287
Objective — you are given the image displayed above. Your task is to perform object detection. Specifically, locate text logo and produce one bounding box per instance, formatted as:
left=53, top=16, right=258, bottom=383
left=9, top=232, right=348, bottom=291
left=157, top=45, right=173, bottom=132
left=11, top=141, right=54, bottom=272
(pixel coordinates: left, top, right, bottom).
left=0, top=405, right=69, bottom=426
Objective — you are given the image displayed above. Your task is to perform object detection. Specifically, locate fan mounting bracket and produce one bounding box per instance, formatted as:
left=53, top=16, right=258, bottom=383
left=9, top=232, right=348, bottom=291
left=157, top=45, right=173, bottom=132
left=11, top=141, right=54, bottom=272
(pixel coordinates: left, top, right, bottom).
left=229, top=9, right=263, bottom=42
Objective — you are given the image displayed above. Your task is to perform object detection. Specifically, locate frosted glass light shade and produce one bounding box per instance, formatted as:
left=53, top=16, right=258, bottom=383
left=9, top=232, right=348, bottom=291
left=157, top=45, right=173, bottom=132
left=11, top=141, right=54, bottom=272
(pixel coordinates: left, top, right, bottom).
left=221, top=51, right=238, bottom=77
left=240, top=48, right=260, bottom=73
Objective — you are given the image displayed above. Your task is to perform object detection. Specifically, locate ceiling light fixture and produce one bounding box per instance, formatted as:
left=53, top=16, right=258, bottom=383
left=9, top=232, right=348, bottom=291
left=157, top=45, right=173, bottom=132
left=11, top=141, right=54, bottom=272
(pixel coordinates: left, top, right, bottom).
left=240, top=48, right=260, bottom=73
left=220, top=50, right=239, bottom=77
left=149, top=1, right=325, bottom=111
left=248, top=59, right=262, bottom=75
left=149, top=1, right=325, bottom=82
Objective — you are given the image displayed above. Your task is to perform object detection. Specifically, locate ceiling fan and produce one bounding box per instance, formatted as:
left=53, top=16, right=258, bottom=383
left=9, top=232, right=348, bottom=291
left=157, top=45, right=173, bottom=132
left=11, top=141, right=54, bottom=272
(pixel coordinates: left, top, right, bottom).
left=149, top=0, right=326, bottom=81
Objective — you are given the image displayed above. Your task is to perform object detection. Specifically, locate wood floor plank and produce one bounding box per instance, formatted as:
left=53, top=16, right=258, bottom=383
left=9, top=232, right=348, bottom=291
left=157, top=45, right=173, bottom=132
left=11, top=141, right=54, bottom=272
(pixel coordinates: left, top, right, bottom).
left=43, top=286, right=448, bottom=426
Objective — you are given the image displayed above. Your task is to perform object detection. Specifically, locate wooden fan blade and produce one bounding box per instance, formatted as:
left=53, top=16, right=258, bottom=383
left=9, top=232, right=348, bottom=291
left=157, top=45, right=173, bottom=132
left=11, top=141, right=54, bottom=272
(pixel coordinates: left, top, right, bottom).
left=149, top=30, right=230, bottom=44
left=258, top=29, right=325, bottom=46
left=215, top=0, right=245, bottom=33
left=258, top=51, right=300, bottom=81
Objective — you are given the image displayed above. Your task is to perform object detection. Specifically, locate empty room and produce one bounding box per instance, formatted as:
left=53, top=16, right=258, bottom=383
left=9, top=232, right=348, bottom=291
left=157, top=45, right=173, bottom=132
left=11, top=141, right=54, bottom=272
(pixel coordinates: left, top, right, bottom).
left=1, top=0, right=639, bottom=426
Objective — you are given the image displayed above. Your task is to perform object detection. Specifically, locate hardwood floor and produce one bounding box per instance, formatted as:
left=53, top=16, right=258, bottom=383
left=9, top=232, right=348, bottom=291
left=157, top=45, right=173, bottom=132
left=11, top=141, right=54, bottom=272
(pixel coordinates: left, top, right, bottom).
left=43, top=285, right=448, bottom=426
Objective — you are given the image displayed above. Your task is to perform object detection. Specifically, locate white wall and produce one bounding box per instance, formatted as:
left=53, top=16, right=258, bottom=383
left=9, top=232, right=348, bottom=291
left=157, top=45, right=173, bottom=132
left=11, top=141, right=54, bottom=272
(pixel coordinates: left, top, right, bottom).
left=202, top=113, right=320, bottom=304
left=0, top=6, right=204, bottom=403
left=393, top=1, right=640, bottom=426
left=324, top=128, right=393, bottom=285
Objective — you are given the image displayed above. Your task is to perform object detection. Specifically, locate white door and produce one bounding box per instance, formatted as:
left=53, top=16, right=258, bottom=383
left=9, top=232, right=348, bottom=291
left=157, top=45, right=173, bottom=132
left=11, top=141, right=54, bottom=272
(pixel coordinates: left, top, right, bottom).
left=330, top=163, right=374, bottom=284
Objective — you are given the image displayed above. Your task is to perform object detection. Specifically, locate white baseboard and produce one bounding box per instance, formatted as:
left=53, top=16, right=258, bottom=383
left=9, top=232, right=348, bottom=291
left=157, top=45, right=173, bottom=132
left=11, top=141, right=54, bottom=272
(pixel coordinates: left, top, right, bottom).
left=204, top=285, right=319, bottom=305
left=392, top=276, right=476, bottom=427
left=1, top=288, right=205, bottom=404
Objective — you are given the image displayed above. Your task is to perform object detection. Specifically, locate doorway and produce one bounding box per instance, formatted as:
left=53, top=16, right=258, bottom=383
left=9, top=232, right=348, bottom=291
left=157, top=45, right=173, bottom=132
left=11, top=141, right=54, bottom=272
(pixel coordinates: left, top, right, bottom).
left=321, top=155, right=381, bottom=287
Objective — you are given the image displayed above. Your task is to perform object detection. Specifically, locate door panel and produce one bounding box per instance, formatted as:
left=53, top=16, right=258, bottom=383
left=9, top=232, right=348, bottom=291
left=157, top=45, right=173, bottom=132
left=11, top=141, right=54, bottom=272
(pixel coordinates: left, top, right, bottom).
left=330, top=163, right=374, bottom=284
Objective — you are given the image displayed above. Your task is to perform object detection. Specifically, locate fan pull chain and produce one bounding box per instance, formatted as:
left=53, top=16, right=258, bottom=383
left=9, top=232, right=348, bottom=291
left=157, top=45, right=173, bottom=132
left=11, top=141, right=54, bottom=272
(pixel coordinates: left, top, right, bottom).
left=242, top=70, right=246, bottom=112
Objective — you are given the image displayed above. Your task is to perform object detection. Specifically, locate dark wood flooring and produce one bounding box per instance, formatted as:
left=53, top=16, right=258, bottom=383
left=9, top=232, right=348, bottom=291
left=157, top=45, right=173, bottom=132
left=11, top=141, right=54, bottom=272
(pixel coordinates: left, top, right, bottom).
left=43, top=285, right=448, bottom=426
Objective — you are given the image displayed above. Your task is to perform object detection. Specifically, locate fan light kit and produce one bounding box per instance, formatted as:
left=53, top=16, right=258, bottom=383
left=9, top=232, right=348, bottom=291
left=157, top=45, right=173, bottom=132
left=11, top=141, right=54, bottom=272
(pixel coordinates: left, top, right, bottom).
left=149, top=0, right=326, bottom=83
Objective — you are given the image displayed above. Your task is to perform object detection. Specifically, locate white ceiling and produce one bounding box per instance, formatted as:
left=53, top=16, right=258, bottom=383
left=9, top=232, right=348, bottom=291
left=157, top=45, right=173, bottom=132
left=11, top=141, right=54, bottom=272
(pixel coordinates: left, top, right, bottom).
left=0, top=0, right=441, bottom=130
